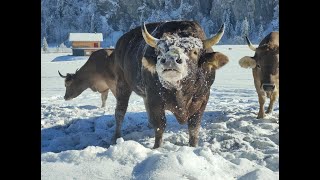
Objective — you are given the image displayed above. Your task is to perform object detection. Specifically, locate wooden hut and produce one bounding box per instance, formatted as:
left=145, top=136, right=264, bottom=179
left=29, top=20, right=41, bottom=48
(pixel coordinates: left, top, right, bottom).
left=69, top=33, right=103, bottom=56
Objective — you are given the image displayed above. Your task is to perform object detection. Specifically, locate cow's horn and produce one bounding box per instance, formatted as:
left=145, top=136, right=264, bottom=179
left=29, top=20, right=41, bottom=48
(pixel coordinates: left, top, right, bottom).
left=245, top=36, right=256, bottom=51
left=75, top=68, right=79, bottom=74
left=58, top=70, right=67, bottom=78
left=141, top=22, right=159, bottom=48
left=203, top=23, right=225, bottom=49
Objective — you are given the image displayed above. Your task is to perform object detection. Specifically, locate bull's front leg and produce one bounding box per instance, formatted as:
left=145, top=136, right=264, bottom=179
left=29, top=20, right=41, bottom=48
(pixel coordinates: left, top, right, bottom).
left=144, top=98, right=166, bottom=149
left=257, top=93, right=266, bottom=119
left=187, top=111, right=203, bottom=147
left=153, top=116, right=166, bottom=149
left=266, top=91, right=279, bottom=114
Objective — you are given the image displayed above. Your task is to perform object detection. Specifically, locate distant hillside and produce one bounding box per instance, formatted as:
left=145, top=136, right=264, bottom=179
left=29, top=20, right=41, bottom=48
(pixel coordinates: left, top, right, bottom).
left=41, top=0, right=278, bottom=46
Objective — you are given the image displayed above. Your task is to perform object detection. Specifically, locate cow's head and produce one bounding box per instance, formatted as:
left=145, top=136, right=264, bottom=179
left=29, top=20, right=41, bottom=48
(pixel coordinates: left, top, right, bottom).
left=58, top=69, right=89, bottom=100
left=141, top=23, right=229, bottom=90
left=239, top=36, right=279, bottom=92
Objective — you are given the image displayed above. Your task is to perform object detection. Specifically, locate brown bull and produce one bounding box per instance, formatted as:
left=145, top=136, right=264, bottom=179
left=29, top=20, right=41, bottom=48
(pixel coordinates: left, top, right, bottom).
left=58, top=49, right=116, bottom=108
left=110, top=21, right=229, bottom=148
left=239, top=32, right=279, bottom=119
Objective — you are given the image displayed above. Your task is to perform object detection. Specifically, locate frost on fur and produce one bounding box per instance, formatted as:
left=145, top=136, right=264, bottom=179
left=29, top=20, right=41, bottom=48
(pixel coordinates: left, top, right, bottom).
left=239, top=56, right=256, bottom=68
left=154, top=34, right=203, bottom=89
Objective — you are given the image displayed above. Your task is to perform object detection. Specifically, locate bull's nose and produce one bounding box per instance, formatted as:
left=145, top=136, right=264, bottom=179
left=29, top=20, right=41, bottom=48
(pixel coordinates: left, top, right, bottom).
left=262, top=84, right=275, bottom=92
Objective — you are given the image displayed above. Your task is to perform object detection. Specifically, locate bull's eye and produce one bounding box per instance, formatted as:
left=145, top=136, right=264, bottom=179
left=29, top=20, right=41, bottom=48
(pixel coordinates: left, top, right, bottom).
left=256, top=64, right=261, bottom=68
left=65, top=81, right=72, bottom=87
left=193, top=51, right=198, bottom=55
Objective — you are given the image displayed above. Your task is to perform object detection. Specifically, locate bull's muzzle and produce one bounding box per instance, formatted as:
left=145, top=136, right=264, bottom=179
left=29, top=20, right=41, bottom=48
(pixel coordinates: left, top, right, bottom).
left=160, top=56, right=182, bottom=65
left=262, top=83, right=275, bottom=92
left=64, top=96, right=72, bottom=101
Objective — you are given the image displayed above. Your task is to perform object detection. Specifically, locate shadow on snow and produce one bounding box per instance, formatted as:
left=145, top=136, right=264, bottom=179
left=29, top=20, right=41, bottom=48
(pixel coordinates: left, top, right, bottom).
left=51, top=55, right=88, bottom=62
left=41, top=110, right=231, bottom=154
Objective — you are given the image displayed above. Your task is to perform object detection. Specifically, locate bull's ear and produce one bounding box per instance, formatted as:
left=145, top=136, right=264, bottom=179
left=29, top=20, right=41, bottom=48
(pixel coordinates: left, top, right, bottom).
left=239, top=56, right=256, bottom=68
left=200, top=52, right=229, bottom=71
left=142, top=57, right=156, bottom=74
left=106, top=49, right=114, bottom=56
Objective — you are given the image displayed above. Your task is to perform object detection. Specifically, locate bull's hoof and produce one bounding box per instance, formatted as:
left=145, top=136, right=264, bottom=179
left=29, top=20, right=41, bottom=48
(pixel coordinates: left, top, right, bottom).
left=189, top=140, right=198, bottom=147
left=266, top=110, right=272, bottom=114
left=112, top=135, right=122, bottom=144
left=189, top=143, right=197, bottom=147
left=152, top=144, right=160, bottom=149
left=152, top=138, right=163, bottom=149
left=257, top=114, right=266, bottom=119
left=111, top=137, right=117, bottom=144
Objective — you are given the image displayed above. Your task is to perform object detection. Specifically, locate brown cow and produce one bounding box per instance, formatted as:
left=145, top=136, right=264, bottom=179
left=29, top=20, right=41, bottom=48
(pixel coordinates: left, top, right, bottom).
left=58, top=49, right=116, bottom=108
left=110, top=21, right=229, bottom=148
left=239, top=32, right=279, bottom=119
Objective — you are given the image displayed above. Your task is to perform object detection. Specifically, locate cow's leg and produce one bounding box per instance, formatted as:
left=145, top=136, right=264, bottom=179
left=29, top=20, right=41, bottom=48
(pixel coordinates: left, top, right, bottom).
left=144, top=98, right=166, bottom=149
left=100, top=89, right=109, bottom=108
left=187, top=100, right=207, bottom=147
left=266, top=91, right=279, bottom=114
left=188, top=112, right=203, bottom=147
left=257, top=93, right=266, bottom=119
left=113, top=82, right=132, bottom=143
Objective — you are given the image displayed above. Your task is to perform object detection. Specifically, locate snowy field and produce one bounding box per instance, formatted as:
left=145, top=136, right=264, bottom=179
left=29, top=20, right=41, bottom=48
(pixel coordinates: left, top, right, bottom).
left=41, top=45, right=279, bottom=180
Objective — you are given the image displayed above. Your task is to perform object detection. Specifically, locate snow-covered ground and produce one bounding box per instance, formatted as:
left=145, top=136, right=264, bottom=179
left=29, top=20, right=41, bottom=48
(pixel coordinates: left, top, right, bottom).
left=41, top=45, right=279, bottom=180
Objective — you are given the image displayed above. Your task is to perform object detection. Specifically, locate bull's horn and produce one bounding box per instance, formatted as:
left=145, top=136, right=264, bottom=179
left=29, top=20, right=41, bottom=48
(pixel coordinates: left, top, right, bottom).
left=58, top=70, right=66, bottom=78
left=141, top=22, right=159, bottom=48
left=245, top=36, right=256, bottom=51
left=203, top=23, right=225, bottom=49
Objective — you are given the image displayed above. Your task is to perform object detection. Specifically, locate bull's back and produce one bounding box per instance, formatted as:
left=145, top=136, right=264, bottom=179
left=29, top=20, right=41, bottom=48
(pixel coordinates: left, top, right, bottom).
left=259, top=31, right=279, bottom=48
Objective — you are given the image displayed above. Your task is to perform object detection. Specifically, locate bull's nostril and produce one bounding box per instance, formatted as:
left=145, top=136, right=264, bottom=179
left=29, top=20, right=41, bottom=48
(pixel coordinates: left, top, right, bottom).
left=176, top=59, right=182, bottom=64
left=160, top=59, right=166, bottom=64
left=262, top=84, right=275, bottom=92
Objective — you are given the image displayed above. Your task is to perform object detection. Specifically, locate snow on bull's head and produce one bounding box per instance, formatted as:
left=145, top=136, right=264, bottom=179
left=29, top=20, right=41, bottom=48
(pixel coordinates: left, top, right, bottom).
left=141, top=22, right=228, bottom=90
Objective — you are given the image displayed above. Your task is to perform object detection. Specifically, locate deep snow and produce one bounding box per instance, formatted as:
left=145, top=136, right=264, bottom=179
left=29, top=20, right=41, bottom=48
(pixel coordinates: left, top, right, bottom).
left=41, top=45, right=279, bottom=180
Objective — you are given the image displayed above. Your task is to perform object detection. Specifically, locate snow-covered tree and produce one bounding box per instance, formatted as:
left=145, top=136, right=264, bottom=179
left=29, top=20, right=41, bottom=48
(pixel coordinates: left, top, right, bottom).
left=241, top=17, right=249, bottom=38
left=249, top=18, right=255, bottom=39
left=55, top=42, right=67, bottom=53
left=222, top=8, right=231, bottom=39
left=42, top=37, right=48, bottom=52
left=258, top=24, right=264, bottom=42
left=41, top=0, right=279, bottom=45
left=234, top=20, right=242, bottom=36
left=271, top=2, right=279, bottom=31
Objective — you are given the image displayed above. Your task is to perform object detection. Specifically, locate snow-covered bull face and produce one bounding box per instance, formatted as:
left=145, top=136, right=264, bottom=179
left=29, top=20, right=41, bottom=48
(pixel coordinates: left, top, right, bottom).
left=154, top=34, right=203, bottom=89
left=141, top=23, right=226, bottom=90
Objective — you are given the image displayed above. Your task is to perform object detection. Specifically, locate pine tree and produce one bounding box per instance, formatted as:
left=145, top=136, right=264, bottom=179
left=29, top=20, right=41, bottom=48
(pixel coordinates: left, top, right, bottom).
left=222, top=9, right=231, bottom=39
left=59, top=42, right=67, bottom=52
left=42, top=37, right=48, bottom=52
left=249, top=18, right=255, bottom=40
left=272, top=2, right=279, bottom=31
left=241, top=17, right=249, bottom=38
left=234, top=20, right=242, bottom=36
left=258, top=24, right=264, bottom=42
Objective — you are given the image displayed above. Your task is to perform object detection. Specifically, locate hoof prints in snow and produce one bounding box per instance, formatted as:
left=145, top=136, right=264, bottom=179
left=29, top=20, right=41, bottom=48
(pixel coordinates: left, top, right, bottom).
left=41, top=47, right=279, bottom=179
